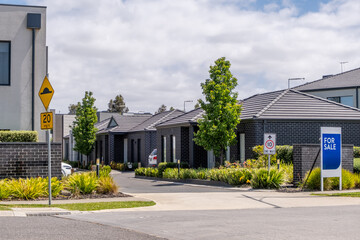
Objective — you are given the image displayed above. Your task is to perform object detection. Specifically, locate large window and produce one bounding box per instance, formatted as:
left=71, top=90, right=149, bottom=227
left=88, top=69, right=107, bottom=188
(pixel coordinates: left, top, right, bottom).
left=328, top=96, right=353, bottom=107
left=0, top=42, right=10, bottom=85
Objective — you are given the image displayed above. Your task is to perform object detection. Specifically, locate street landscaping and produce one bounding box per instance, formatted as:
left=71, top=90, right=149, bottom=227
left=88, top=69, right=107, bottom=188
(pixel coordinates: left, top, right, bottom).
left=135, top=145, right=360, bottom=191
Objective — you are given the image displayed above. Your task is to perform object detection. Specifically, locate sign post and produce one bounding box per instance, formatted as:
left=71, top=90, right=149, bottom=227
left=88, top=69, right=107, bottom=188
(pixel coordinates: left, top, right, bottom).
left=38, top=76, right=54, bottom=206
left=321, top=127, right=342, bottom=191
left=264, top=133, right=276, bottom=173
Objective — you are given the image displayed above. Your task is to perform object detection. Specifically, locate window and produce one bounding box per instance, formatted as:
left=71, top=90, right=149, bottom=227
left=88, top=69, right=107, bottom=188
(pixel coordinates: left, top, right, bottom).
left=0, top=42, right=10, bottom=85
left=170, top=135, right=176, bottom=162
left=162, top=136, right=166, bottom=162
left=240, top=133, right=245, bottom=162
left=328, top=96, right=353, bottom=107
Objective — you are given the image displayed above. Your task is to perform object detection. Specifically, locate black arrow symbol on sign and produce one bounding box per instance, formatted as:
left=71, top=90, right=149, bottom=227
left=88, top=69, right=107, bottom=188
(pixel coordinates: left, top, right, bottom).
left=268, top=135, right=272, bottom=139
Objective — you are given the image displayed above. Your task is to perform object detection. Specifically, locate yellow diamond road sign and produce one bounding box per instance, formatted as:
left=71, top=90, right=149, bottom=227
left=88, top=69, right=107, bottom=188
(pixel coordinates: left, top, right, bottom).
left=38, top=76, right=54, bottom=111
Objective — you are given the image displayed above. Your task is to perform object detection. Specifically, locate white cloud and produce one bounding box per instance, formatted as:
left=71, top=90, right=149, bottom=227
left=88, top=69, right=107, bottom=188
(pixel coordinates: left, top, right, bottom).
left=25, top=0, right=360, bottom=113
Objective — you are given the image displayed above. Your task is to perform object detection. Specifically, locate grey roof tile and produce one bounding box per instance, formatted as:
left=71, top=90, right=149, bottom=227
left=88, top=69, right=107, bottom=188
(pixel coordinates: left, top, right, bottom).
left=156, top=108, right=205, bottom=128
left=96, top=115, right=152, bottom=134
left=242, top=89, right=360, bottom=120
left=130, top=110, right=184, bottom=132
left=294, top=67, right=360, bottom=91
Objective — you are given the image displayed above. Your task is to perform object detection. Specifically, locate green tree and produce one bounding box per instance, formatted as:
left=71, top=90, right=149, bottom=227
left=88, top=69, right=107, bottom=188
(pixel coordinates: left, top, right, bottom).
left=169, top=106, right=175, bottom=111
left=72, top=91, right=98, bottom=166
left=194, top=101, right=200, bottom=109
left=194, top=57, right=241, bottom=166
left=68, top=103, right=79, bottom=114
left=156, top=104, right=167, bottom=114
left=108, top=94, right=129, bottom=114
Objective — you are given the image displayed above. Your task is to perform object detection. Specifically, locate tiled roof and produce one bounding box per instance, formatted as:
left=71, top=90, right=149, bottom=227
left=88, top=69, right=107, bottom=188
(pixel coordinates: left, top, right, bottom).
left=294, top=67, right=360, bottom=91
left=96, top=114, right=151, bottom=134
left=241, top=89, right=360, bottom=120
left=156, top=108, right=205, bottom=128
left=130, top=110, right=184, bottom=132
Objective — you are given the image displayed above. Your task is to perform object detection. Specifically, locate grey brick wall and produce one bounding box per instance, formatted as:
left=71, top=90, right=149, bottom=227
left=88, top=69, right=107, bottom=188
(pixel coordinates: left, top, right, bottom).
left=293, top=144, right=353, bottom=183
left=0, top=143, right=62, bottom=179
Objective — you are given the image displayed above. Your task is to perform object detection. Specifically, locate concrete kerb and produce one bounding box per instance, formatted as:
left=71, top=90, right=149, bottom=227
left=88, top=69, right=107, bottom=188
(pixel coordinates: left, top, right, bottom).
left=0, top=196, right=153, bottom=217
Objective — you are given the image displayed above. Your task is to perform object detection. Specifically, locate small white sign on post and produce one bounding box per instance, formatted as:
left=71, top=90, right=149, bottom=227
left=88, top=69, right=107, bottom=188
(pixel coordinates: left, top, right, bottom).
left=264, top=133, right=276, bottom=155
left=321, top=127, right=342, bottom=191
left=264, top=133, right=276, bottom=173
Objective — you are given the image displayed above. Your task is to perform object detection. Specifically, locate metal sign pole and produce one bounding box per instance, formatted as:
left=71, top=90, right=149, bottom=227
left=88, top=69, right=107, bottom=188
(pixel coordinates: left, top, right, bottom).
left=48, top=129, right=51, bottom=205
left=268, top=155, right=270, bottom=174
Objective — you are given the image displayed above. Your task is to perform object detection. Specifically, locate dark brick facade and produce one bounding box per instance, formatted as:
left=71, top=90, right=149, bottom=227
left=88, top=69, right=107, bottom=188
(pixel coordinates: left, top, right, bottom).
left=238, top=119, right=360, bottom=159
left=293, top=144, right=353, bottom=183
left=0, top=143, right=62, bottom=179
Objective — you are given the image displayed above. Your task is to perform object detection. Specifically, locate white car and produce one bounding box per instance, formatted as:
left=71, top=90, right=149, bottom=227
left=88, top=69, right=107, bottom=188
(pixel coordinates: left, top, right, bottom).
left=61, top=162, right=72, bottom=176
left=148, top=149, right=157, bottom=166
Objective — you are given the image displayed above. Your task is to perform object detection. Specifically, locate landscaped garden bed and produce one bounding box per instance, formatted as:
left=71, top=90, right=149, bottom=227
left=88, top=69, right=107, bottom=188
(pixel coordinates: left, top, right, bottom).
left=0, top=166, right=124, bottom=201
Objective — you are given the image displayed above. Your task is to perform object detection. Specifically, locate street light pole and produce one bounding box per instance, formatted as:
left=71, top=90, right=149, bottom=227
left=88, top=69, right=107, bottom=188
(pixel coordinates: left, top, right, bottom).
left=184, top=100, right=193, bottom=112
left=288, top=78, right=305, bottom=89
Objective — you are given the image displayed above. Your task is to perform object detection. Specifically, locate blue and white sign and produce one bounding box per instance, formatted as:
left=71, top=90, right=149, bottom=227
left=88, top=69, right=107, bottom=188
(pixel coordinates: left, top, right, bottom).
left=321, top=127, right=342, bottom=191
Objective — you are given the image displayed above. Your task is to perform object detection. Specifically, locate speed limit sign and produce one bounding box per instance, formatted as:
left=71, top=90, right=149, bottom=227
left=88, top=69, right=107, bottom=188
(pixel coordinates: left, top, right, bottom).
left=264, top=133, right=276, bottom=155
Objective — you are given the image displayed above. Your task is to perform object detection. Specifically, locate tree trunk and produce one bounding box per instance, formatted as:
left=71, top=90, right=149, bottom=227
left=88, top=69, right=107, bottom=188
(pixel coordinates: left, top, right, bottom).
left=220, top=151, right=224, bottom=166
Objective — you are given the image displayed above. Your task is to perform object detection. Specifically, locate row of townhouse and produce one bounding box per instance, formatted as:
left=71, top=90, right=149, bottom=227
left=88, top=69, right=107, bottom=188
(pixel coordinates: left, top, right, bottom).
left=62, top=68, right=360, bottom=168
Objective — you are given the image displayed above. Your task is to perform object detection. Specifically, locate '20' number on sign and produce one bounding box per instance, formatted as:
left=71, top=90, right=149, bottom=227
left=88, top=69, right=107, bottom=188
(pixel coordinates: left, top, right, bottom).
left=42, top=113, right=51, bottom=124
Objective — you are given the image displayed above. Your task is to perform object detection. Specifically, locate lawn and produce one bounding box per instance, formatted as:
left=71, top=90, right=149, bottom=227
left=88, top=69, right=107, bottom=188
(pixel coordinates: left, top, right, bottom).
left=0, top=201, right=155, bottom=211
left=313, top=192, right=360, bottom=197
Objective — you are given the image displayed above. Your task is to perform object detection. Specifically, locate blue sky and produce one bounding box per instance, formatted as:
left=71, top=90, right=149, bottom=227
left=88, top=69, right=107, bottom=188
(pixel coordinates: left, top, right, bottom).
left=1, top=0, right=359, bottom=113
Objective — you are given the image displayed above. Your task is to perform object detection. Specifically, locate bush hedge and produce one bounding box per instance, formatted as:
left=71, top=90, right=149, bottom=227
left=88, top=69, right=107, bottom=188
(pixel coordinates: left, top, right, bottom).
left=354, top=146, right=360, bottom=158
left=252, top=145, right=293, bottom=164
left=0, top=131, right=38, bottom=142
left=302, top=168, right=357, bottom=190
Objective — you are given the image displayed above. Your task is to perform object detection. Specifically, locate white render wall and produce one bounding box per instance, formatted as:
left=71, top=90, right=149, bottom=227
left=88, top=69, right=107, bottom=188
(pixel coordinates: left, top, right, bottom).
left=0, top=4, right=47, bottom=141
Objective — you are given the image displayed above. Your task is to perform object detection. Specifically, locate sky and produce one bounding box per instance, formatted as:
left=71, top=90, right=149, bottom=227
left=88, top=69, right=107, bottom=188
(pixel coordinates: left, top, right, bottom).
left=2, top=0, right=360, bottom=114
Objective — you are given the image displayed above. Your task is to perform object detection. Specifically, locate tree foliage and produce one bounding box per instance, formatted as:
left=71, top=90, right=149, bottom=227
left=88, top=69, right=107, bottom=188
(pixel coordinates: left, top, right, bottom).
left=68, top=103, right=79, bottom=114
left=72, top=91, right=98, bottom=159
left=156, top=104, right=167, bottom=114
left=108, top=94, right=129, bottom=114
left=194, top=57, right=241, bottom=165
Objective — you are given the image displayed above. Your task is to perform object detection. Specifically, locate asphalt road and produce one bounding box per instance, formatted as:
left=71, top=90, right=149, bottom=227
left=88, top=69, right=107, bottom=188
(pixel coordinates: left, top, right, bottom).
left=0, top=216, right=165, bottom=240
left=112, top=171, right=235, bottom=193
left=62, top=205, right=360, bottom=240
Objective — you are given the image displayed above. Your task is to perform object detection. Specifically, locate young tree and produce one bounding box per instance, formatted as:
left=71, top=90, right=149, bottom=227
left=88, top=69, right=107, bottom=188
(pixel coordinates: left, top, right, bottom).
left=108, top=94, right=129, bottom=114
left=72, top=91, right=98, bottom=167
left=156, top=104, right=167, bottom=114
left=68, top=103, right=79, bottom=114
left=194, top=101, right=200, bottom=109
left=194, top=57, right=241, bottom=165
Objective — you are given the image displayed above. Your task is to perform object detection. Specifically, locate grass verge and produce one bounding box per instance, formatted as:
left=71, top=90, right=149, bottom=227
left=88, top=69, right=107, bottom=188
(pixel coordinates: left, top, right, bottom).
left=312, top=192, right=360, bottom=197
left=0, top=201, right=155, bottom=211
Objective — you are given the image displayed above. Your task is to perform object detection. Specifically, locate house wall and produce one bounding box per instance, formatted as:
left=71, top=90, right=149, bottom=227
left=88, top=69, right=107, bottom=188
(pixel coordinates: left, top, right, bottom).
left=156, top=127, right=184, bottom=164
left=303, top=88, right=358, bottom=108
left=127, top=132, right=146, bottom=165
left=0, top=5, right=47, bottom=141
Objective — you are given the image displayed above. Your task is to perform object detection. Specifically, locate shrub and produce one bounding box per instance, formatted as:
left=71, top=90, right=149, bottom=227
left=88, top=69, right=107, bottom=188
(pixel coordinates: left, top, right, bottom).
left=97, top=176, right=118, bottom=194
left=163, top=168, right=178, bottom=179
left=65, top=172, right=98, bottom=195
left=100, top=165, right=111, bottom=177
left=179, top=169, right=198, bottom=179
left=251, top=169, right=284, bottom=189
left=157, top=162, right=168, bottom=178
left=276, top=145, right=293, bottom=164
left=195, top=169, right=209, bottom=180
left=8, top=177, right=47, bottom=200
left=0, top=131, right=38, bottom=142
left=46, top=177, right=63, bottom=198
left=330, top=169, right=355, bottom=190
left=354, top=146, right=360, bottom=158
left=117, top=163, right=125, bottom=171
left=302, top=168, right=332, bottom=190
left=135, top=168, right=146, bottom=176
left=354, top=173, right=360, bottom=188
left=252, top=145, right=293, bottom=165
left=354, top=158, right=360, bottom=173
left=0, top=179, right=11, bottom=200
left=281, top=163, right=293, bottom=184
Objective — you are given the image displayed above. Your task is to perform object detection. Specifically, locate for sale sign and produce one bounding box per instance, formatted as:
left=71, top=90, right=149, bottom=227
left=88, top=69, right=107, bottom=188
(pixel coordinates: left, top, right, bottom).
left=264, top=133, right=276, bottom=155
left=321, top=127, right=342, bottom=191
